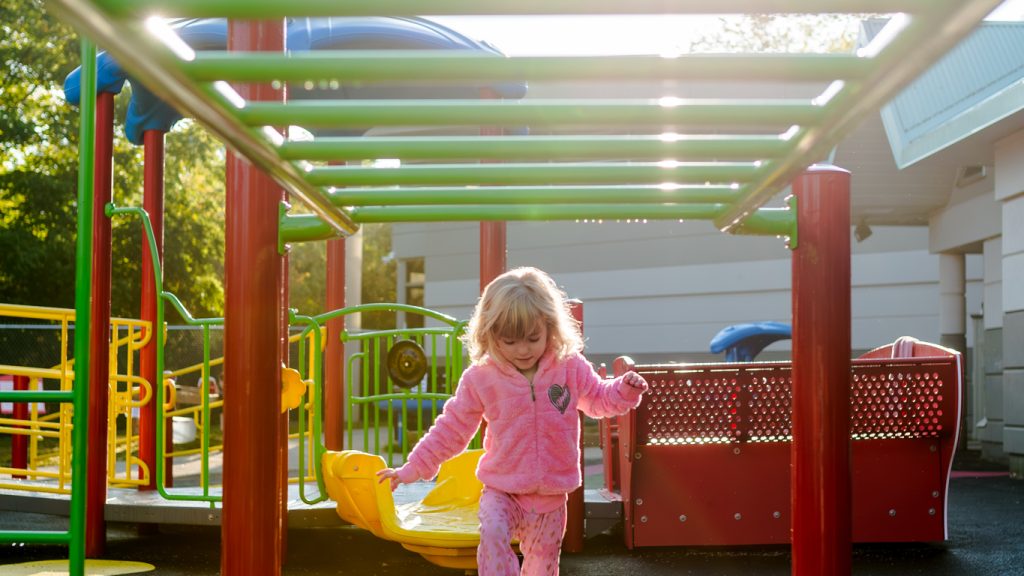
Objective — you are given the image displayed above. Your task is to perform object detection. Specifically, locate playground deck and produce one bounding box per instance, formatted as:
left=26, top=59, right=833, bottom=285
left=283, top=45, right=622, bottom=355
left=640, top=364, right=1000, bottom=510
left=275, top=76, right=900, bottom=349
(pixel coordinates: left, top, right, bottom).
left=0, top=443, right=619, bottom=531
left=0, top=450, right=1019, bottom=575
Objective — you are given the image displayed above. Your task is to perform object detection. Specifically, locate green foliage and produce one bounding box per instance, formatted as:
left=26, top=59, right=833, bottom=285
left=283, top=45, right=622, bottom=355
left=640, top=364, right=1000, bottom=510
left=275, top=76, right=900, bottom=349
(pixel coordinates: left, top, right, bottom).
left=286, top=223, right=397, bottom=330
left=686, top=14, right=864, bottom=54
left=287, top=239, right=327, bottom=315
left=360, top=223, right=396, bottom=329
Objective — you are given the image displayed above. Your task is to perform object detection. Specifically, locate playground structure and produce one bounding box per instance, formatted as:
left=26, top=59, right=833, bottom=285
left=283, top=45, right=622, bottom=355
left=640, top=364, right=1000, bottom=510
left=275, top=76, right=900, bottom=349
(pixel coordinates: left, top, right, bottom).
left=604, top=336, right=962, bottom=548
left=0, top=1, right=1005, bottom=576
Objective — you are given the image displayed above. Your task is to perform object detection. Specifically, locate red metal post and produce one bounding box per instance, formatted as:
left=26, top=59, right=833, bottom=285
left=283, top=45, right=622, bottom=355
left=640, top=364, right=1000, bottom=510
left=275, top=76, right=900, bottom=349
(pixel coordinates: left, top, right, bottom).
left=479, top=222, right=506, bottom=292
left=139, top=129, right=167, bottom=490
left=324, top=237, right=346, bottom=450
left=222, top=19, right=285, bottom=576
left=12, top=375, right=29, bottom=478
left=479, top=88, right=506, bottom=292
left=790, top=166, right=852, bottom=576
left=85, top=91, right=115, bottom=557
left=563, top=300, right=585, bottom=553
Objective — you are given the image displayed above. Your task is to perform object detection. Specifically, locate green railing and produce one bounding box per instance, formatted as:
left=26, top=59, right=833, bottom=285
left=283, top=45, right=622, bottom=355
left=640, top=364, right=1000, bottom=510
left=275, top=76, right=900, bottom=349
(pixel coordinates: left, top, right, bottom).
left=288, top=305, right=468, bottom=502
left=0, top=32, right=96, bottom=576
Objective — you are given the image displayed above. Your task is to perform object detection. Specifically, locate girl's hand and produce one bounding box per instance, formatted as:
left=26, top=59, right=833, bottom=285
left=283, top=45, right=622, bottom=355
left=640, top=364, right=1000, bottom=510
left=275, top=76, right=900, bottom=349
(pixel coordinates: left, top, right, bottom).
left=622, top=371, right=649, bottom=393
left=376, top=468, right=402, bottom=492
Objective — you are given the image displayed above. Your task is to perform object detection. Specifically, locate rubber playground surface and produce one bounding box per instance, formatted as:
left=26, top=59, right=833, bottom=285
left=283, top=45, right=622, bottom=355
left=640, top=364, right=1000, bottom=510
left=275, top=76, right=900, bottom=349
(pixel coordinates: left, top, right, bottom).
left=0, top=450, right=1021, bottom=575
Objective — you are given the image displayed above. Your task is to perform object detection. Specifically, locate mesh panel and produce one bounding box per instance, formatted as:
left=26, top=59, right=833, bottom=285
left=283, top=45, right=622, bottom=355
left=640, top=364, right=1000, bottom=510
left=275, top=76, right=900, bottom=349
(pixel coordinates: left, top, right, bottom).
left=851, top=369, right=946, bottom=438
left=637, top=359, right=954, bottom=446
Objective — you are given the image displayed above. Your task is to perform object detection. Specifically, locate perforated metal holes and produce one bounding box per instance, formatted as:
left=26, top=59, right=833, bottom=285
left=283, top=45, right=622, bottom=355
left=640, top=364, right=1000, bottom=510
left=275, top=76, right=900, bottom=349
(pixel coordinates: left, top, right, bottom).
left=641, top=375, right=744, bottom=445
left=636, top=362, right=951, bottom=446
left=747, top=373, right=793, bottom=442
left=851, top=369, right=945, bottom=439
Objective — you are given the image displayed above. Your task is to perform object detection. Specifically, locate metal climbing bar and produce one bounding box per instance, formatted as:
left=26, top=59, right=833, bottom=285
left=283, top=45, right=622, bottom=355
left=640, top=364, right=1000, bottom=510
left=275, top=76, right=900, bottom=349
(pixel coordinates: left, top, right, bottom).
left=49, top=0, right=1000, bottom=241
left=305, top=163, right=762, bottom=187
left=277, top=135, right=790, bottom=163
left=92, top=0, right=939, bottom=18
left=235, top=99, right=823, bottom=128
left=182, top=52, right=875, bottom=83
left=326, top=186, right=743, bottom=206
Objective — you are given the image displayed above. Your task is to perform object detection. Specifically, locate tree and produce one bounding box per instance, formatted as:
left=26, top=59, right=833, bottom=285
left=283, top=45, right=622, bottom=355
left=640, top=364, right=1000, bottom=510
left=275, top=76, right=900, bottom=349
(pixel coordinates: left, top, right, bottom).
left=1, top=2, right=81, bottom=308
left=286, top=223, right=397, bottom=330
left=1, top=1, right=226, bottom=322
left=684, top=13, right=864, bottom=54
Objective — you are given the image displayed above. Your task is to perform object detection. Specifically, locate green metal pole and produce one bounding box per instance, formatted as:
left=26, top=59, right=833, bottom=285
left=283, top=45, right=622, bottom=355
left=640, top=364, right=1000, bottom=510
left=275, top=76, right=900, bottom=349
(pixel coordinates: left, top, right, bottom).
left=70, top=36, right=96, bottom=576
left=184, top=52, right=873, bottom=84
left=278, top=135, right=789, bottom=163
left=238, top=99, right=822, bottom=129
left=305, top=163, right=760, bottom=187
left=327, top=185, right=742, bottom=206
left=106, top=204, right=222, bottom=503
left=95, top=0, right=935, bottom=18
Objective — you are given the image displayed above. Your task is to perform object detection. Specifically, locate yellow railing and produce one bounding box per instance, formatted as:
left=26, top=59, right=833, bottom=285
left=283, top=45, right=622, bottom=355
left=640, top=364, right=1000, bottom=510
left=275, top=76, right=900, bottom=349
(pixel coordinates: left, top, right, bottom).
left=0, top=304, right=76, bottom=494
left=0, top=304, right=151, bottom=493
left=2, top=303, right=324, bottom=497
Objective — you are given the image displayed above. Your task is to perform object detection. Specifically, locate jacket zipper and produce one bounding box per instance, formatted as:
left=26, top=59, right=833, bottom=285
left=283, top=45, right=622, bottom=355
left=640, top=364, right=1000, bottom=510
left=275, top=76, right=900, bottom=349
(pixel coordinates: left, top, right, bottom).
left=529, top=380, right=536, bottom=401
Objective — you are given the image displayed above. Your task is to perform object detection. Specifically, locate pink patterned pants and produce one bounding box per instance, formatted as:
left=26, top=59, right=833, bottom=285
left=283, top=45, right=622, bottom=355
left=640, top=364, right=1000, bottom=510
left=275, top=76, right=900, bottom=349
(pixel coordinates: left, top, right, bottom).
left=477, top=488, right=567, bottom=576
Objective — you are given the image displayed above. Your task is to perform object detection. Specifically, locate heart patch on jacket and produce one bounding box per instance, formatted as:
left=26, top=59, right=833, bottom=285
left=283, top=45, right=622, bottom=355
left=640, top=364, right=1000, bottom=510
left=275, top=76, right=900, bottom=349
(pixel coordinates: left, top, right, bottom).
left=548, top=384, right=571, bottom=414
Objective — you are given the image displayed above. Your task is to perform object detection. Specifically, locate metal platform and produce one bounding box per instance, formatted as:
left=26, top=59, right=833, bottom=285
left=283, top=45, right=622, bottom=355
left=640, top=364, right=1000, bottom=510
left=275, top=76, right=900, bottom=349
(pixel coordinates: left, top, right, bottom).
left=0, top=480, right=624, bottom=534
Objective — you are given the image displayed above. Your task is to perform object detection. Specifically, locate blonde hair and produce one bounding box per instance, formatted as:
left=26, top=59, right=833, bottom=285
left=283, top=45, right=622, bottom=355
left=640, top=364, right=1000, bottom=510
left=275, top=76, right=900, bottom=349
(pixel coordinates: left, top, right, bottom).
left=462, top=267, right=582, bottom=364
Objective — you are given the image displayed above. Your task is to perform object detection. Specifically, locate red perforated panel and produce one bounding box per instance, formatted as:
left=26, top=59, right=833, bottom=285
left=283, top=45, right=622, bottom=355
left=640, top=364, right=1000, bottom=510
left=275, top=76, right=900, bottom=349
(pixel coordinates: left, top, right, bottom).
left=635, top=359, right=956, bottom=447
left=851, top=366, right=949, bottom=439
left=619, top=356, right=961, bottom=548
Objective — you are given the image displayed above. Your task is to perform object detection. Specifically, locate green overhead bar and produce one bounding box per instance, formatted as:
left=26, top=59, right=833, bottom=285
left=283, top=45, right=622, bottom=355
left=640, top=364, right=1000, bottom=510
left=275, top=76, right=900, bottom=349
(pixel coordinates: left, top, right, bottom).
left=49, top=0, right=1003, bottom=244
left=184, top=52, right=875, bottom=84
left=235, top=100, right=825, bottom=129
left=304, top=163, right=762, bottom=187
left=91, top=0, right=947, bottom=18
left=278, top=135, right=790, bottom=163
left=327, top=186, right=744, bottom=206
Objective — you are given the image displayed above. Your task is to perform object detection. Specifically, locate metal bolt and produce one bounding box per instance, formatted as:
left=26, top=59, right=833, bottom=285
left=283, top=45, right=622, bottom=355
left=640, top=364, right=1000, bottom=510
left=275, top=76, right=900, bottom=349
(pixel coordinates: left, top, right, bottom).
left=635, top=451, right=643, bottom=460
left=930, top=444, right=938, bottom=452
left=734, top=513, right=742, bottom=521
left=932, top=491, right=940, bottom=498
left=635, top=498, right=644, bottom=506
left=929, top=508, right=936, bottom=516
left=773, top=511, right=781, bottom=519
left=679, top=515, right=687, bottom=523
left=640, top=515, right=648, bottom=523
left=889, top=509, right=897, bottom=517
left=733, top=447, right=741, bottom=455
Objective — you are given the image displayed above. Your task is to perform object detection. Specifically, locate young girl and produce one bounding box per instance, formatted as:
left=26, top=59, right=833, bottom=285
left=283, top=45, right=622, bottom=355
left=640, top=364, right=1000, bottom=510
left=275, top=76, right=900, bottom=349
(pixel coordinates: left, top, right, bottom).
left=377, top=267, right=648, bottom=575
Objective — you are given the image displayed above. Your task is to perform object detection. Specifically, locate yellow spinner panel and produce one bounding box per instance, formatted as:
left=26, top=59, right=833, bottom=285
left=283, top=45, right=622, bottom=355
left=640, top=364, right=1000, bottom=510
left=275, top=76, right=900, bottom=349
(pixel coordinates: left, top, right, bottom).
left=322, top=449, right=486, bottom=567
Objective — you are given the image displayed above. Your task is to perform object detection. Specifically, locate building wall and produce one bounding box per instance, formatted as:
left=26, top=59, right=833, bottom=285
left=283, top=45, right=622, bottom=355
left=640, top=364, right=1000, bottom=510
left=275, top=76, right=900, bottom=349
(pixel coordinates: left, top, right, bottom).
left=995, top=129, right=1024, bottom=475
left=394, top=221, right=982, bottom=368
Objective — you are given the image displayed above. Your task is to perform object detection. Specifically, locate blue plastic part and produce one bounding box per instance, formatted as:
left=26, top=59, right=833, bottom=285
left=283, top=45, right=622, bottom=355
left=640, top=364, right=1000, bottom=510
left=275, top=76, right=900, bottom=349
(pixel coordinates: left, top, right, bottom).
left=709, top=321, right=792, bottom=362
left=63, top=17, right=528, bottom=144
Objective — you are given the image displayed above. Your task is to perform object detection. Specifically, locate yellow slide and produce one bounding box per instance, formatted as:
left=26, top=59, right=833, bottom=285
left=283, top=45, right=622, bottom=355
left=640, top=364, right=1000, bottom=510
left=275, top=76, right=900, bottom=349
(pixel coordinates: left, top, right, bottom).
left=322, top=449, right=485, bottom=570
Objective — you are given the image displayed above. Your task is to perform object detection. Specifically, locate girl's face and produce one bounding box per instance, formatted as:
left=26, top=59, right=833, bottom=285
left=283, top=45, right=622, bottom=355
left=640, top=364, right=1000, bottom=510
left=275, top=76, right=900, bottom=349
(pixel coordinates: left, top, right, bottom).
left=494, top=321, right=549, bottom=374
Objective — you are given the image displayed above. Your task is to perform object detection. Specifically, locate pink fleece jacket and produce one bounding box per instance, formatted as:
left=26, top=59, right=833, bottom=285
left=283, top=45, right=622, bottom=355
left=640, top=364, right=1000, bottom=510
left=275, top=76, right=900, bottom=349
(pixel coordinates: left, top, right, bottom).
left=397, top=350, right=643, bottom=496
